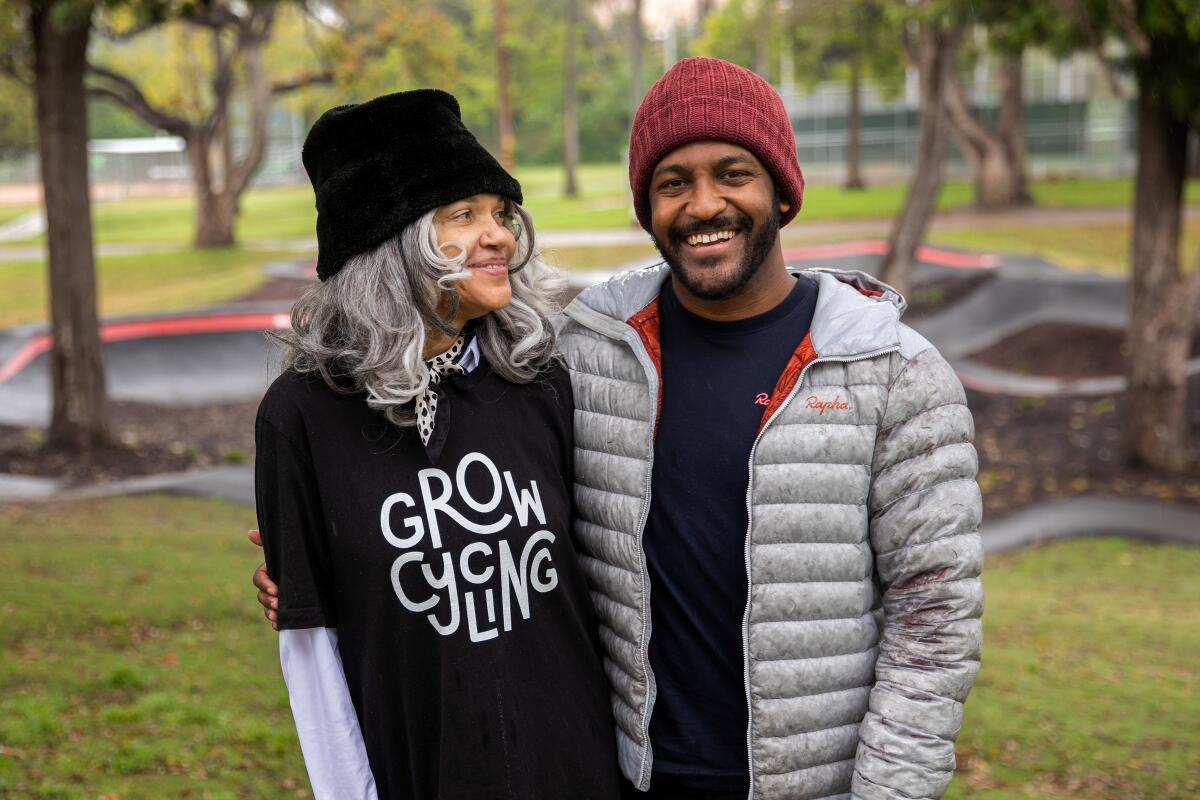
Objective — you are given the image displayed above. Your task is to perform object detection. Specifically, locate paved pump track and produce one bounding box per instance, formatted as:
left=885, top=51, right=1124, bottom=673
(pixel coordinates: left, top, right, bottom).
left=1, top=240, right=1197, bottom=547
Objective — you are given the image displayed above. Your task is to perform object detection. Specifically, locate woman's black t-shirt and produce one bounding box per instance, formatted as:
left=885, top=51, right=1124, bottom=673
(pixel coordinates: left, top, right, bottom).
left=254, top=358, right=620, bottom=800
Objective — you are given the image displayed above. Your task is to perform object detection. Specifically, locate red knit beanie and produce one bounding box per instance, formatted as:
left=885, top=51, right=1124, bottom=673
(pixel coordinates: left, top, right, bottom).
left=628, top=57, right=804, bottom=233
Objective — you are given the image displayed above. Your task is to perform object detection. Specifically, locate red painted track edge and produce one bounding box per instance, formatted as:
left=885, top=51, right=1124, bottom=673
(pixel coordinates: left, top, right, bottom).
left=782, top=240, right=1000, bottom=269
left=0, top=311, right=292, bottom=385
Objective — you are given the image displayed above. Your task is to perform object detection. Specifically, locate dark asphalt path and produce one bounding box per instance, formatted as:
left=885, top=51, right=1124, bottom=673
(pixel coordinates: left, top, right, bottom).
left=4, top=242, right=1194, bottom=424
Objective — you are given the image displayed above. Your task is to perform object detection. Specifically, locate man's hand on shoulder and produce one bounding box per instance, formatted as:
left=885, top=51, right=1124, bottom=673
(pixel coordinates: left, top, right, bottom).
left=248, top=529, right=279, bottom=631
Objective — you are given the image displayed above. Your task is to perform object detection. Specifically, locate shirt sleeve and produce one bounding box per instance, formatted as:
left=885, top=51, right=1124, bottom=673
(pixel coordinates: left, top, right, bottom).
left=255, top=412, right=338, bottom=629
left=280, top=628, right=379, bottom=800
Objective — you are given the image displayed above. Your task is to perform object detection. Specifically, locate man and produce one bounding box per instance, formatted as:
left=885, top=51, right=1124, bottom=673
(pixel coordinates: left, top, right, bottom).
left=254, top=57, right=982, bottom=800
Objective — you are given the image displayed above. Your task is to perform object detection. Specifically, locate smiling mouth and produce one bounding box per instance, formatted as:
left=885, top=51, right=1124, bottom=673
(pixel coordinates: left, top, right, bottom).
left=467, top=261, right=509, bottom=274
left=684, top=229, right=738, bottom=247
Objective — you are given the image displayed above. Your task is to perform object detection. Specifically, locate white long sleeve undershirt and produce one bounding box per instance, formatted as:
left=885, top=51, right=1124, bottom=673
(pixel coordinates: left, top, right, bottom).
left=279, top=628, right=378, bottom=800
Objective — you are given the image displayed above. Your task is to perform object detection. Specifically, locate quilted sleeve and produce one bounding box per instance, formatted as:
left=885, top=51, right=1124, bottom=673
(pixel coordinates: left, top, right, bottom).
left=852, top=346, right=984, bottom=800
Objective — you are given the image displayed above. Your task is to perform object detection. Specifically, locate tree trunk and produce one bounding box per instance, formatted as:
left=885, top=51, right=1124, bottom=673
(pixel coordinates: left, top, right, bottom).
left=32, top=3, right=110, bottom=450
left=995, top=54, right=1030, bottom=204
left=195, top=189, right=238, bottom=246
left=879, top=23, right=959, bottom=298
left=629, top=0, right=643, bottom=123
left=844, top=50, right=865, bottom=190
left=191, top=20, right=273, bottom=248
left=1121, top=90, right=1198, bottom=472
left=494, top=0, right=515, bottom=172
left=944, top=52, right=1031, bottom=209
left=940, top=48, right=1027, bottom=208
left=187, top=128, right=235, bottom=247
left=563, top=0, right=580, bottom=197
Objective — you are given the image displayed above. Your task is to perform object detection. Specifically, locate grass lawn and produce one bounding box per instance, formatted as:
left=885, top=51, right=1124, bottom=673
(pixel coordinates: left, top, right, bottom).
left=0, top=248, right=308, bottom=328
left=0, top=205, right=37, bottom=228
left=930, top=218, right=1200, bottom=274
left=2, top=171, right=1197, bottom=248
left=0, top=496, right=302, bottom=799
left=947, top=537, right=1200, bottom=799
left=0, top=171, right=1196, bottom=327
left=0, top=496, right=1196, bottom=799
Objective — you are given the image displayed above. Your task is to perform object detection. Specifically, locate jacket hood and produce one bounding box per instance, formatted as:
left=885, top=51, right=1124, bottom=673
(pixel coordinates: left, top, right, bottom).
left=564, top=264, right=908, bottom=359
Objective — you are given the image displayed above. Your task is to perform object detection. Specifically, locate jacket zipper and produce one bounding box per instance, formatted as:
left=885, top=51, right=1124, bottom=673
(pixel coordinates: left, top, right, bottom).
left=740, top=345, right=899, bottom=800
left=629, top=334, right=661, bottom=791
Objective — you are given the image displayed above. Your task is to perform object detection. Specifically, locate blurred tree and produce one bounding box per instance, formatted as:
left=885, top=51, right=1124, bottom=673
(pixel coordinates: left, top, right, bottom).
left=694, top=0, right=771, bottom=77
left=788, top=0, right=905, bottom=190
left=942, top=0, right=1079, bottom=209
left=697, top=1, right=905, bottom=191
left=494, top=0, right=515, bottom=171
left=877, top=1, right=962, bottom=298
left=0, top=0, right=142, bottom=450
left=629, top=0, right=643, bottom=119
left=0, top=11, right=34, bottom=156
left=0, top=72, right=34, bottom=156
left=87, top=1, right=330, bottom=248
left=486, top=0, right=630, bottom=166
left=87, top=92, right=154, bottom=137
left=1062, top=0, right=1200, bottom=472
left=323, top=0, right=461, bottom=101
left=563, top=0, right=580, bottom=195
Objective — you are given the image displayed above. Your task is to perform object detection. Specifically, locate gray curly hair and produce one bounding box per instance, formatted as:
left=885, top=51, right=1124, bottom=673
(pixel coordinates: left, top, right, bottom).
left=273, top=201, right=564, bottom=427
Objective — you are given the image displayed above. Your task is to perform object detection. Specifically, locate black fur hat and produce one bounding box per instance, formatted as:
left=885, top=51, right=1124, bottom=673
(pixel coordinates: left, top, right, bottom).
left=302, top=89, right=523, bottom=281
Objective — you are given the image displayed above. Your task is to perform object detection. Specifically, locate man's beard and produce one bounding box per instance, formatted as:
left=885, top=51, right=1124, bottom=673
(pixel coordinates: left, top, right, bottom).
left=652, top=205, right=781, bottom=301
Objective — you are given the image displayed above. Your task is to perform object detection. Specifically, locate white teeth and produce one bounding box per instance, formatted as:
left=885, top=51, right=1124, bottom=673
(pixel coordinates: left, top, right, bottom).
left=687, top=230, right=736, bottom=246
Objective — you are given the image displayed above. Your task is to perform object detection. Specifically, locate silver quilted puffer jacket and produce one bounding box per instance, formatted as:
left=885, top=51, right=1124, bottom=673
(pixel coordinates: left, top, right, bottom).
left=558, top=266, right=983, bottom=800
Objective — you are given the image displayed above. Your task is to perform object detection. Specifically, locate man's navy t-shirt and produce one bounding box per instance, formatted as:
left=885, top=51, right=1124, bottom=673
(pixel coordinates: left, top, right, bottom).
left=644, top=274, right=818, bottom=791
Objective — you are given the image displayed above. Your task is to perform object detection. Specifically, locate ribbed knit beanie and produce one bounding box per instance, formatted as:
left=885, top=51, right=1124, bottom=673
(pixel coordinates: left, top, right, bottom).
left=303, top=89, right=523, bottom=281
left=628, top=57, right=804, bottom=233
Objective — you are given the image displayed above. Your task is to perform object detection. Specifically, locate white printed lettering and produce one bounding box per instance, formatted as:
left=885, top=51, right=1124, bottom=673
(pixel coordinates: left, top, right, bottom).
left=380, top=492, right=424, bottom=549
left=465, top=590, right=499, bottom=643
left=422, top=553, right=460, bottom=635
left=418, top=466, right=512, bottom=538
left=504, top=471, right=546, bottom=527
left=390, top=552, right=437, bottom=612
left=379, top=454, right=563, bottom=643
left=457, top=452, right=504, bottom=514
left=460, top=541, right=494, bottom=585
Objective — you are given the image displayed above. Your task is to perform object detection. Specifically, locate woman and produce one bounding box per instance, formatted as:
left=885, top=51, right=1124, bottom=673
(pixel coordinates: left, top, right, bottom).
left=254, top=89, right=620, bottom=800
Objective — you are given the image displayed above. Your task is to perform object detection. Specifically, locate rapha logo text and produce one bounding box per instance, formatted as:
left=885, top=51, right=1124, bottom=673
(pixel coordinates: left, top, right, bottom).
left=805, top=394, right=851, bottom=415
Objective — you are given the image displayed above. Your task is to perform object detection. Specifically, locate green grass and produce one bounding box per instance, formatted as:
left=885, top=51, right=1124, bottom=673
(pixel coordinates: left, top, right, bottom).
left=540, top=242, right=658, bottom=271
left=1031, top=176, right=1200, bottom=208
left=0, top=496, right=306, bottom=799
left=946, top=537, right=1200, bottom=799
left=0, top=497, right=1196, bottom=798
left=2, top=172, right=1197, bottom=249
left=0, top=204, right=37, bottom=228
left=0, top=247, right=308, bottom=328
left=0, top=171, right=1196, bottom=326
left=930, top=217, right=1200, bottom=274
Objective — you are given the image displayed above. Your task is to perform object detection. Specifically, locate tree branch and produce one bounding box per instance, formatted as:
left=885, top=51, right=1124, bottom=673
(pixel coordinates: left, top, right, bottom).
left=227, top=34, right=272, bottom=197
left=271, top=69, right=334, bottom=94
left=1055, top=0, right=1125, bottom=97
left=204, top=27, right=234, bottom=142
left=1110, top=0, right=1151, bottom=57
left=942, top=67, right=995, bottom=157
left=0, top=50, right=32, bottom=88
left=181, top=2, right=242, bottom=31
left=86, top=65, right=191, bottom=137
